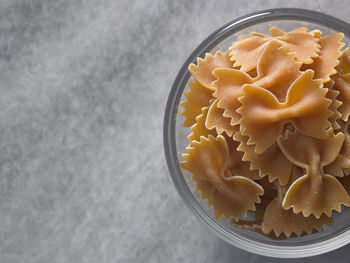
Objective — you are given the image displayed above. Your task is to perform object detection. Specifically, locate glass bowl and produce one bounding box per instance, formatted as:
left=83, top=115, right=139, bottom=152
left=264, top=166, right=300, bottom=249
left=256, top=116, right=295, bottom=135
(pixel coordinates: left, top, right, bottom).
left=163, top=8, right=350, bottom=258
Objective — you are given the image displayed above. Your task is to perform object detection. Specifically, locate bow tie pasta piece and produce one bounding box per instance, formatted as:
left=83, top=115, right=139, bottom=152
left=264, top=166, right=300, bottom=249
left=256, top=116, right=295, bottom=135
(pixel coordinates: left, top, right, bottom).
left=229, top=27, right=320, bottom=72
left=272, top=28, right=321, bottom=64
left=324, top=80, right=342, bottom=131
left=211, top=69, right=251, bottom=126
left=262, top=183, right=333, bottom=238
left=205, top=99, right=239, bottom=137
left=270, top=27, right=322, bottom=38
left=188, top=107, right=217, bottom=143
left=334, top=74, right=350, bottom=122
left=231, top=185, right=273, bottom=232
left=213, top=40, right=302, bottom=127
left=301, top=33, right=344, bottom=83
left=252, top=41, right=302, bottom=101
left=325, top=121, right=350, bottom=177
left=188, top=51, right=233, bottom=89
left=181, top=135, right=228, bottom=182
left=191, top=175, right=215, bottom=207
left=225, top=135, right=261, bottom=180
left=181, top=81, right=213, bottom=127
left=226, top=138, right=261, bottom=181
left=326, top=86, right=342, bottom=130
left=238, top=70, right=332, bottom=154
left=212, top=175, right=264, bottom=221
left=181, top=135, right=264, bottom=221
left=278, top=128, right=350, bottom=218
left=333, top=49, right=350, bottom=122
left=233, top=132, right=292, bottom=186
left=228, top=34, right=270, bottom=72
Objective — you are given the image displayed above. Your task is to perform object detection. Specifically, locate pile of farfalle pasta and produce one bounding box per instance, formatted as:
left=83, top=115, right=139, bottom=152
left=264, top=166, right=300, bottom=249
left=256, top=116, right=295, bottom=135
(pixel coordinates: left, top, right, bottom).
left=180, top=27, right=350, bottom=239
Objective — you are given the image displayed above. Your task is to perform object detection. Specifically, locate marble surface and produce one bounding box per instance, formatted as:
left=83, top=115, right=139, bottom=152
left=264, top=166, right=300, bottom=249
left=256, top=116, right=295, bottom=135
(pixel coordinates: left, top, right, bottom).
left=1, top=0, right=350, bottom=262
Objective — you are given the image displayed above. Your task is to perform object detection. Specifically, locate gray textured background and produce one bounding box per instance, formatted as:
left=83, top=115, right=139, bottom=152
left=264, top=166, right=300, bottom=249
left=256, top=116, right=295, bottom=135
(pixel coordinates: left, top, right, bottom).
left=1, top=0, right=350, bottom=262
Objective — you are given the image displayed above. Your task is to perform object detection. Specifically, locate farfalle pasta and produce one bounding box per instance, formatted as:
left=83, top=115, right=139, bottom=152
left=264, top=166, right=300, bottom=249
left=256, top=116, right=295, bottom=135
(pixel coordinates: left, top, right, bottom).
left=228, top=27, right=320, bottom=72
left=333, top=48, right=350, bottom=122
left=180, top=27, right=350, bottom=239
left=181, top=135, right=264, bottom=220
left=279, top=128, right=350, bottom=217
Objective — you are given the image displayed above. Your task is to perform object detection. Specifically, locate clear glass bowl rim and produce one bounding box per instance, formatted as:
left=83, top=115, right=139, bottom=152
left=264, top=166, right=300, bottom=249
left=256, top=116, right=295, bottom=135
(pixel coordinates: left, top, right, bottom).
left=163, top=8, right=350, bottom=258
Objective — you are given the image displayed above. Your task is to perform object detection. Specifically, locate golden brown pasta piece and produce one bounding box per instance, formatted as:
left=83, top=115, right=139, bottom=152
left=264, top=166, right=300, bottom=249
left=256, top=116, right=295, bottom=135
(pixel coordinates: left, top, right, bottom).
left=269, top=27, right=286, bottom=37
left=252, top=41, right=302, bottom=101
left=273, top=28, right=320, bottom=64
left=269, top=27, right=309, bottom=37
left=230, top=194, right=266, bottom=233
left=191, top=174, right=215, bottom=207
left=229, top=27, right=319, bottom=72
left=188, top=51, right=233, bottom=89
left=206, top=99, right=238, bottom=137
left=233, top=132, right=292, bottom=186
left=326, top=85, right=342, bottom=130
left=232, top=166, right=321, bottom=238
left=229, top=34, right=270, bottom=72
left=213, top=40, right=302, bottom=128
left=211, top=69, right=251, bottom=126
left=278, top=128, right=350, bottom=218
left=237, top=70, right=332, bottom=154
left=182, top=135, right=228, bottom=181
left=325, top=121, right=350, bottom=176
left=226, top=138, right=261, bottom=181
left=181, top=135, right=264, bottom=221
left=262, top=182, right=333, bottom=238
left=301, top=33, right=344, bottom=82
left=334, top=49, right=350, bottom=122
left=188, top=107, right=217, bottom=143
left=181, top=81, right=213, bottom=127
left=334, top=75, right=350, bottom=122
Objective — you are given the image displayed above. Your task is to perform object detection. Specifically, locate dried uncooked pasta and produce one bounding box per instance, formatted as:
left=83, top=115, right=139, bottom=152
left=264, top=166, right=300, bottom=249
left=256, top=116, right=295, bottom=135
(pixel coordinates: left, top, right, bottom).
left=181, top=26, right=350, bottom=239
left=301, top=33, right=344, bottom=82
left=181, top=135, right=264, bottom=220
left=334, top=48, right=350, bottom=122
left=326, top=86, right=342, bottom=130
left=233, top=132, right=292, bottom=186
left=181, top=81, right=213, bottom=127
left=237, top=70, right=331, bottom=154
left=213, top=40, right=302, bottom=129
left=206, top=99, right=238, bottom=136
left=229, top=27, right=319, bottom=72
left=262, top=183, right=333, bottom=237
left=279, top=129, right=350, bottom=217
left=189, top=51, right=233, bottom=89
